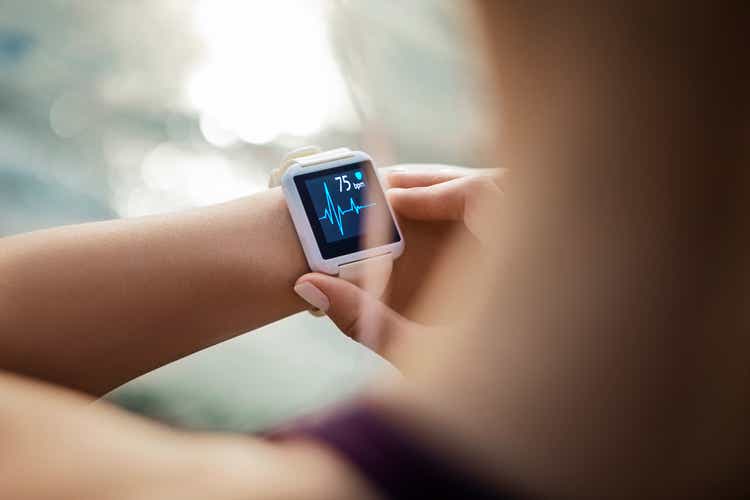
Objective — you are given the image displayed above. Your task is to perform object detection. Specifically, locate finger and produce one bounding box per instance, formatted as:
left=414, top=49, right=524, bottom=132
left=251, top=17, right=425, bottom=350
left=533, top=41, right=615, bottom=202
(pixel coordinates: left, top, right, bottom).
left=389, top=175, right=503, bottom=241
left=388, top=174, right=502, bottom=222
left=387, top=167, right=507, bottom=189
left=294, top=273, right=410, bottom=353
left=388, top=179, right=464, bottom=222
left=387, top=171, right=466, bottom=189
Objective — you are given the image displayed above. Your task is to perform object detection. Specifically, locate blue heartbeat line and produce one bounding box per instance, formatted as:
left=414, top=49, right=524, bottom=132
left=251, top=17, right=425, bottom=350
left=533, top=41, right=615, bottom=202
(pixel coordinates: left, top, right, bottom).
left=318, top=181, right=376, bottom=237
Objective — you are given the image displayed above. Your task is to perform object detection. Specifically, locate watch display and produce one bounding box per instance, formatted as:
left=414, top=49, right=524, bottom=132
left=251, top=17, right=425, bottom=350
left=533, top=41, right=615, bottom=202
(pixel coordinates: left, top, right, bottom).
left=293, top=160, right=400, bottom=259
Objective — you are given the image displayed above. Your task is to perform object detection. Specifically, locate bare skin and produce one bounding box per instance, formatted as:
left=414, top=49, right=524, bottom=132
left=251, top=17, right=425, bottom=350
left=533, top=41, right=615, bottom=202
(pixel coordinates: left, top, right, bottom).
left=1, top=2, right=748, bottom=499
left=0, top=186, right=454, bottom=395
left=0, top=370, right=380, bottom=500
left=0, top=171, right=484, bottom=500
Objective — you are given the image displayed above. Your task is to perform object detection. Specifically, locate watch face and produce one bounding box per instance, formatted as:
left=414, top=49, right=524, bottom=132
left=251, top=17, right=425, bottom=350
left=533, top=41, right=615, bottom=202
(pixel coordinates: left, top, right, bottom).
left=294, top=160, right=401, bottom=259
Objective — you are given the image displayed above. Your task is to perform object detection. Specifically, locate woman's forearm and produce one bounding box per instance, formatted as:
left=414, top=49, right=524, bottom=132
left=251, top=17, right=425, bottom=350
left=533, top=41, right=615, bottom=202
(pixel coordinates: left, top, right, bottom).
left=0, top=188, right=309, bottom=394
left=0, top=371, right=378, bottom=500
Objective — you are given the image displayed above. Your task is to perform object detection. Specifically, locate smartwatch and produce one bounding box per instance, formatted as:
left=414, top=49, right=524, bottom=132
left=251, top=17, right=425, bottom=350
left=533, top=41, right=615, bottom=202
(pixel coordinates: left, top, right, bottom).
left=269, top=146, right=404, bottom=298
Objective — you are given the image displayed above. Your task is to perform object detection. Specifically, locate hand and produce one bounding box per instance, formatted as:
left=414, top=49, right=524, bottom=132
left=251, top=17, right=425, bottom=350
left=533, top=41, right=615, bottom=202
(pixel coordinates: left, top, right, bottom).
left=293, top=168, right=505, bottom=363
left=386, top=168, right=505, bottom=243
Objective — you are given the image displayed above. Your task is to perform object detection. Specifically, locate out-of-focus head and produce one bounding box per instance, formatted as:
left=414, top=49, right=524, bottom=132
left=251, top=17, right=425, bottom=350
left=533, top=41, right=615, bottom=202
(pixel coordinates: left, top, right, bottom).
left=391, top=2, right=750, bottom=497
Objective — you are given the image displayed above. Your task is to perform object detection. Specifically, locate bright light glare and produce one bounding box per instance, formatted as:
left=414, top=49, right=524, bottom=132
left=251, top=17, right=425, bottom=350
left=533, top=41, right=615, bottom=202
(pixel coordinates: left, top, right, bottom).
left=187, top=0, right=350, bottom=145
left=199, top=113, right=239, bottom=148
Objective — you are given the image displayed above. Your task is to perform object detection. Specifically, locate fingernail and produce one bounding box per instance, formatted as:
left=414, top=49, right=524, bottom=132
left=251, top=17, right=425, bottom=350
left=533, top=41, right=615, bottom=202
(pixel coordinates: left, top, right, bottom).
left=294, top=282, right=330, bottom=312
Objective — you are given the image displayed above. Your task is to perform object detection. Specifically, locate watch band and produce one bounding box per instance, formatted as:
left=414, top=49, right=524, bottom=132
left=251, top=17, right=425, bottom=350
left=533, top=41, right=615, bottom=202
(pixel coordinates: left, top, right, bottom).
left=271, top=147, right=394, bottom=300
left=269, top=146, right=355, bottom=188
left=339, top=253, right=393, bottom=298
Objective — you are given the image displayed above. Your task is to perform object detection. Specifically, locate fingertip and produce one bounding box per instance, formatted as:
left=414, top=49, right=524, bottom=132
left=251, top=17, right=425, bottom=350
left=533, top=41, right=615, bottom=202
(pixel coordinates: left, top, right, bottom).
left=295, top=272, right=325, bottom=288
left=386, top=189, right=410, bottom=215
left=387, top=170, right=431, bottom=188
left=293, top=279, right=330, bottom=312
left=386, top=170, right=408, bottom=187
left=386, top=170, right=465, bottom=189
left=390, top=170, right=429, bottom=186
left=387, top=185, right=426, bottom=211
left=295, top=272, right=357, bottom=301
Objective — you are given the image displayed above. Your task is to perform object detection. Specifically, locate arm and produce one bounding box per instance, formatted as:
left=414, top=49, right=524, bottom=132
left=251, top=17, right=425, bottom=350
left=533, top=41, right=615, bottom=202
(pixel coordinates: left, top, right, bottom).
left=0, top=189, right=303, bottom=395
left=0, top=370, right=379, bottom=500
left=0, top=186, right=450, bottom=395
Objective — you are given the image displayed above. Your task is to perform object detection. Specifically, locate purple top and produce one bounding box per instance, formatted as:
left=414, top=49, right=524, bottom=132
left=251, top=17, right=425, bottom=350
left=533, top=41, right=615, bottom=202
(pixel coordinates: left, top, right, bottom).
left=267, top=402, right=530, bottom=500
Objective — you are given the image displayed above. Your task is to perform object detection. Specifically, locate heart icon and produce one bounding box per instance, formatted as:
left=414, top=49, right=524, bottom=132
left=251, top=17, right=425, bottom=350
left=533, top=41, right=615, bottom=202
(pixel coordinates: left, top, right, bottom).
left=354, top=171, right=363, bottom=181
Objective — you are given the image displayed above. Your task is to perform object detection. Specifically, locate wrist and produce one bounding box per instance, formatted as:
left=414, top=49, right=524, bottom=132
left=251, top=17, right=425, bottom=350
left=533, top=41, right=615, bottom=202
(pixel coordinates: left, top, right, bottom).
left=228, top=187, right=311, bottom=318
left=192, top=187, right=310, bottom=333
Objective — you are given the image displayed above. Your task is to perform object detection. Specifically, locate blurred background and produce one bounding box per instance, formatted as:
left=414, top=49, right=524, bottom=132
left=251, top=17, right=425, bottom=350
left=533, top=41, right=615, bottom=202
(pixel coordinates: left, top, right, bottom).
left=0, top=0, right=485, bottom=432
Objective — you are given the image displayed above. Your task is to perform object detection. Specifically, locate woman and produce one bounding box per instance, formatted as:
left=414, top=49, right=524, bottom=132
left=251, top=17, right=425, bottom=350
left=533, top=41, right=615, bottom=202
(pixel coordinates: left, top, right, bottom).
left=1, top=2, right=748, bottom=498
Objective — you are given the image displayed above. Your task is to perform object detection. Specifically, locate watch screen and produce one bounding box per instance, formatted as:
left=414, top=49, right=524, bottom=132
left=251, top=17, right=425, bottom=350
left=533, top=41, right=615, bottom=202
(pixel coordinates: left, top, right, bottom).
left=294, top=160, right=400, bottom=259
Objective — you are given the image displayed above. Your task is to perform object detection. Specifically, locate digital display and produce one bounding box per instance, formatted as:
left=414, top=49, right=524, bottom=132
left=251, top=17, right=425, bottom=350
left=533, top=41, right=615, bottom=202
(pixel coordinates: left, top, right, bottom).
left=294, top=160, right=400, bottom=259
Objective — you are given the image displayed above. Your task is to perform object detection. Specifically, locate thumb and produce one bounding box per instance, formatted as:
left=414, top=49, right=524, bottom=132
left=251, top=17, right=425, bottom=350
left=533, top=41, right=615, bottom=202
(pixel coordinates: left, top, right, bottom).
left=294, top=273, right=410, bottom=354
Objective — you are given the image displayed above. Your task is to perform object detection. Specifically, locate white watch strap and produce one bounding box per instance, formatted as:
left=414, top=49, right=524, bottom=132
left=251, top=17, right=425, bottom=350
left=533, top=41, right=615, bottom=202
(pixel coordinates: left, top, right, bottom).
left=269, top=146, right=354, bottom=188
left=339, top=252, right=393, bottom=298
left=272, top=147, right=395, bottom=315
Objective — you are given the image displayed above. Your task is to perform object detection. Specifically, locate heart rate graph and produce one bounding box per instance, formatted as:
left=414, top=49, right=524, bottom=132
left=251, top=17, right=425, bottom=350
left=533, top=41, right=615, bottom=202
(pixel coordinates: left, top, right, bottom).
left=318, top=181, right=375, bottom=237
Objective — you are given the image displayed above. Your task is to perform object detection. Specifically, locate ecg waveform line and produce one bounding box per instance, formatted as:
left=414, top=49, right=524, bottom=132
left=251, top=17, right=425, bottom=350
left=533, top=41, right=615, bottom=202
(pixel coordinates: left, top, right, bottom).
left=318, top=181, right=376, bottom=237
